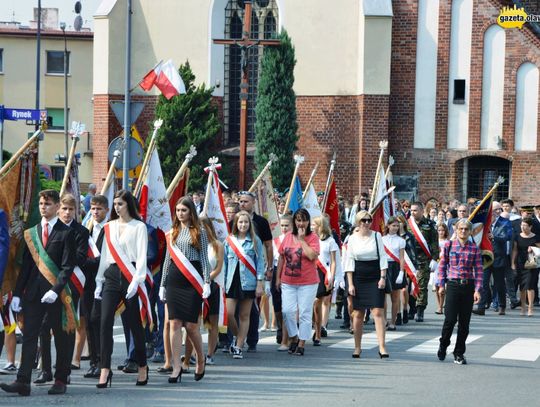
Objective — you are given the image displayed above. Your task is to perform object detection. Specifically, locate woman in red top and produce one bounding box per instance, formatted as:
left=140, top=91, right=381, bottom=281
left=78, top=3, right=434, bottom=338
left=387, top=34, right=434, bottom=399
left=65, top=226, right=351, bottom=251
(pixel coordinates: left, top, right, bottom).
left=276, top=209, right=320, bottom=356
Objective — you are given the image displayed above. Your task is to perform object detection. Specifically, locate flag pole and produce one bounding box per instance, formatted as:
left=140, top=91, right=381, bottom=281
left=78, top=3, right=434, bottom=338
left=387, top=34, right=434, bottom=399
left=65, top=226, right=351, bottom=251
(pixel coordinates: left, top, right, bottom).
left=59, top=133, right=80, bottom=196
left=283, top=154, right=304, bottom=214
left=248, top=153, right=277, bottom=193
left=321, top=152, right=336, bottom=212
left=369, top=140, right=388, bottom=211
left=468, top=176, right=505, bottom=221
left=302, top=161, right=320, bottom=200
left=0, top=129, right=42, bottom=179
left=166, top=145, right=197, bottom=200
left=133, top=119, right=163, bottom=197
left=101, top=150, right=121, bottom=195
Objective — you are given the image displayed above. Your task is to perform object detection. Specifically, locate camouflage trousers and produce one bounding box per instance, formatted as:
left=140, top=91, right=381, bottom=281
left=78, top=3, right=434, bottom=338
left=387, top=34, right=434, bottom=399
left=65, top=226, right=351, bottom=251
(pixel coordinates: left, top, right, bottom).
left=415, top=262, right=431, bottom=309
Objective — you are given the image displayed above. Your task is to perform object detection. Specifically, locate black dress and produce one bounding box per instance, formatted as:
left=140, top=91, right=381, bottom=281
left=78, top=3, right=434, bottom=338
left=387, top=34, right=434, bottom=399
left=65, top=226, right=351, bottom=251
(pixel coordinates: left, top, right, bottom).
left=516, top=234, right=540, bottom=290
left=166, top=260, right=203, bottom=323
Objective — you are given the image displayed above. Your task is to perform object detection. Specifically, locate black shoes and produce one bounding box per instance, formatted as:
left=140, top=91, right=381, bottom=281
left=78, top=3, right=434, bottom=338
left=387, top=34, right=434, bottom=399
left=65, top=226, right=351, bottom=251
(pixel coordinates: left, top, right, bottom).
left=135, top=366, right=149, bottom=386
left=313, top=339, right=321, bottom=346
left=157, top=366, right=173, bottom=374
left=288, top=341, right=298, bottom=354
left=472, top=307, right=485, bottom=316
left=34, top=370, right=53, bottom=384
left=123, top=360, right=138, bottom=374
left=437, top=346, right=447, bottom=361
left=378, top=351, right=390, bottom=359
left=321, top=326, right=328, bottom=338
left=415, top=308, right=424, bottom=322
left=510, top=301, right=520, bottom=310
left=168, top=370, right=182, bottom=383
left=194, top=363, right=205, bottom=382
left=396, top=313, right=402, bottom=326
left=48, top=380, right=67, bottom=395
left=96, top=370, right=113, bottom=388
left=454, top=354, right=467, bottom=365
left=84, top=365, right=100, bottom=379
left=117, top=359, right=129, bottom=370
left=0, top=381, right=31, bottom=396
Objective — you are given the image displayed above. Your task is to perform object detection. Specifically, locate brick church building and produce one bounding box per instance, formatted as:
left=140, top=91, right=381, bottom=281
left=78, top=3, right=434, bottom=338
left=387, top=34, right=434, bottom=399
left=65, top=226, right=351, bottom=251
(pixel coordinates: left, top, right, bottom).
left=92, top=0, right=540, bottom=204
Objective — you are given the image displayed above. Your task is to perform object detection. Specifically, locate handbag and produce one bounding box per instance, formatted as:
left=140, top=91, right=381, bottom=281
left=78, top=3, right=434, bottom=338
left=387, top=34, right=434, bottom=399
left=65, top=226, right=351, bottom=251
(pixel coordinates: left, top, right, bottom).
left=524, top=251, right=540, bottom=269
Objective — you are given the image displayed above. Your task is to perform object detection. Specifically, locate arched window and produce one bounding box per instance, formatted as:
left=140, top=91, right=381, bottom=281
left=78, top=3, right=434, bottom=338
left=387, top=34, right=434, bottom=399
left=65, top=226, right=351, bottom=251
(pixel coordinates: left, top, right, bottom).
left=515, top=62, right=539, bottom=151
left=223, top=0, right=279, bottom=145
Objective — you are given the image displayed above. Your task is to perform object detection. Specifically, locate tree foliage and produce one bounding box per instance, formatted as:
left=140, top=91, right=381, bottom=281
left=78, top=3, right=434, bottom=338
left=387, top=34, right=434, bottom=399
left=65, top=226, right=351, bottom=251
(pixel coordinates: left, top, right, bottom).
left=155, top=61, right=221, bottom=191
left=254, top=30, right=298, bottom=190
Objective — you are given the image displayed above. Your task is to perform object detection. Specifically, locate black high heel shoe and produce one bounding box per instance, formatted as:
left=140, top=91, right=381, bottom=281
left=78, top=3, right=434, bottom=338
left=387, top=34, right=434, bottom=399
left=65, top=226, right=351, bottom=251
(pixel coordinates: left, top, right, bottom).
left=136, top=366, right=149, bottom=386
left=378, top=351, right=390, bottom=359
left=352, top=350, right=362, bottom=359
left=96, top=370, right=113, bottom=388
left=168, top=369, right=182, bottom=384
left=194, top=361, right=206, bottom=382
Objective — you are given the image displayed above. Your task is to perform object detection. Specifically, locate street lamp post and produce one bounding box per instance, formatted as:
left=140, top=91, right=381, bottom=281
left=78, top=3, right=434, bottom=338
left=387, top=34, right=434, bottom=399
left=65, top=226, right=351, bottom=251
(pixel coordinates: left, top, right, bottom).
left=60, top=21, right=69, bottom=158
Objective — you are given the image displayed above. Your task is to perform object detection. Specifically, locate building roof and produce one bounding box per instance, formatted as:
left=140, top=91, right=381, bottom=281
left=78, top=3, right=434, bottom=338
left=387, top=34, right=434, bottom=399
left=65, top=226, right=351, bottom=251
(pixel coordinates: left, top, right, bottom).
left=0, top=26, right=93, bottom=40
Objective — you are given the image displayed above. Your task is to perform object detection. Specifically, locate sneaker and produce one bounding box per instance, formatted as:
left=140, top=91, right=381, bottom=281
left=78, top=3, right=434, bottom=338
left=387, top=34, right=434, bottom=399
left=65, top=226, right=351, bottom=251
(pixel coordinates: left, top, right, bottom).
left=247, top=345, right=257, bottom=353
left=205, top=355, right=215, bottom=365
left=437, top=347, right=446, bottom=361
left=232, top=347, right=243, bottom=359
left=0, top=363, right=17, bottom=375
left=454, top=354, right=467, bottom=365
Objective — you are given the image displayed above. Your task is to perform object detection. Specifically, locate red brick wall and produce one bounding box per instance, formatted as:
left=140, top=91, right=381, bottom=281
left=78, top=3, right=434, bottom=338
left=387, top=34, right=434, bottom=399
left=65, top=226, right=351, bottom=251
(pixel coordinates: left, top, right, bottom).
left=389, top=0, right=540, bottom=204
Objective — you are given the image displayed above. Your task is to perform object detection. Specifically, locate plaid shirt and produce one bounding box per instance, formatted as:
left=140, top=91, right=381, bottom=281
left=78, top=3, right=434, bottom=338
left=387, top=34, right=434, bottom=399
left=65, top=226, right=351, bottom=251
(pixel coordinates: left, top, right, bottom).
left=437, top=239, right=483, bottom=292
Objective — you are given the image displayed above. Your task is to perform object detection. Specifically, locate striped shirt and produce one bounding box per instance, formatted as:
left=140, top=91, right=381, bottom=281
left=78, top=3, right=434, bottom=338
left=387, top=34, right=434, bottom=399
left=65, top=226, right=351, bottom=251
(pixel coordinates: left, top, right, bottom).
left=437, top=239, right=483, bottom=292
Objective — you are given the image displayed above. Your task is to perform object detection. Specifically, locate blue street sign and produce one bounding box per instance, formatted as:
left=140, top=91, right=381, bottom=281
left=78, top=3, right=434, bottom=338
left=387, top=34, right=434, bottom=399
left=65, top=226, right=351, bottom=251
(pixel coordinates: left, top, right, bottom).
left=1, top=108, right=47, bottom=122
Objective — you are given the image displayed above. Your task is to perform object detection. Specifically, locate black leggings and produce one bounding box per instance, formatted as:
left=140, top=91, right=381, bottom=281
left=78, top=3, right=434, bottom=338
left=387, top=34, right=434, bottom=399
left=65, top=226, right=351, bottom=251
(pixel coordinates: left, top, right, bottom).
left=100, top=264, right=147, bottom=370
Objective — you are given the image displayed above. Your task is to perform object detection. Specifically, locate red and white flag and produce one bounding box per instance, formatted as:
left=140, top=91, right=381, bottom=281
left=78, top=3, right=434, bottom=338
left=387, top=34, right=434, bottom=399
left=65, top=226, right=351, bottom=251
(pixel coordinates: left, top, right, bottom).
left=140, top=59, right=186, bottom=100
left=202, top=169, right=229, bottom=242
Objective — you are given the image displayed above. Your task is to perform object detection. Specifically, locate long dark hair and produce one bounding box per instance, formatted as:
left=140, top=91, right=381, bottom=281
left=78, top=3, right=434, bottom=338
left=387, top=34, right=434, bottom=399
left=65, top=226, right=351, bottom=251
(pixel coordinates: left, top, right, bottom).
left=171, top=196, right=201, bottom=249
left=110, top=190, right=141, bottom=221
left=292, top=208, right=312, bottom=236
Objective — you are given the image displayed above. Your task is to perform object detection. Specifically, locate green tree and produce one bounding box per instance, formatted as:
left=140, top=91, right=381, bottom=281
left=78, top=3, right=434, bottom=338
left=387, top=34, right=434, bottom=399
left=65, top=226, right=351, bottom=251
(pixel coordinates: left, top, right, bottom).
left=155, top=61, right=221, bottom=191
left=255, top=30, right=298, bottom=190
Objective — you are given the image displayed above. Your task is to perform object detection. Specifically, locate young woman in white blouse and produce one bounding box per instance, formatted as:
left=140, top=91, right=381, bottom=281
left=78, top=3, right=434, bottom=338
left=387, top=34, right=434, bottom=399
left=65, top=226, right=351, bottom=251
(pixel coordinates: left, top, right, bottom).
left=382, top=217, right=406, bottom=330
left=345, top=210, right=389, bottom=359
left=95, top=190, right=149, bottom=388
left=312, top=216, right=338, bottom=346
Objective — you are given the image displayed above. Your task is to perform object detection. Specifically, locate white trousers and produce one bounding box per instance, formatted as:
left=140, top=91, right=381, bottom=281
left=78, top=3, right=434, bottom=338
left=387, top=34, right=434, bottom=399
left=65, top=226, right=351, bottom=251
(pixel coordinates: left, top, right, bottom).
left=281, top=283, right=318, bottom=341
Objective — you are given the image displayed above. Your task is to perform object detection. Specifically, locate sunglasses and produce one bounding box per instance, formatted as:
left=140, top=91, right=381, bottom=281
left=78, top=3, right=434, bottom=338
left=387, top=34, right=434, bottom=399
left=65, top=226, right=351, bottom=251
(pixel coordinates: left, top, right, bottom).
left=360, top=218, right=372, bottom=223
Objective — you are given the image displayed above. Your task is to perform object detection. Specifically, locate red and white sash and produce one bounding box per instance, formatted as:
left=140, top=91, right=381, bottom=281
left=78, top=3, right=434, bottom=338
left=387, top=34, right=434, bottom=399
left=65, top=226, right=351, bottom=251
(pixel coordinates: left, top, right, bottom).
left=104, top=223, right=153, bottom=328
left=166, top=232, right=209, bottom=318
left=316, top=259, right=330, bottom=285
left=70, top=236, right=100, bottom=297
left=383, top=243, right=419, bottom=297
left=226, top=235, right=257, bottom=277
left=408, top=217, right=432, bottom=260
left=218, top=284, right=227, bottom=327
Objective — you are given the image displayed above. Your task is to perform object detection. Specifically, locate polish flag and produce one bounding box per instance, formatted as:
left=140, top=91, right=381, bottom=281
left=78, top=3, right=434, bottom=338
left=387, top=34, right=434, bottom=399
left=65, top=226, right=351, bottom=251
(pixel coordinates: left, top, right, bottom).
left=140, top=59, right=186, bottom=100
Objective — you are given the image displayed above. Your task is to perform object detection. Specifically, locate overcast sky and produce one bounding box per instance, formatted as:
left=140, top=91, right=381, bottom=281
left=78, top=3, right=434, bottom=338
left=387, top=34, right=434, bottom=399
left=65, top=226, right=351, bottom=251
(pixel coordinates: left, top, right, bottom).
left=0, top=0, right=103, bottom=30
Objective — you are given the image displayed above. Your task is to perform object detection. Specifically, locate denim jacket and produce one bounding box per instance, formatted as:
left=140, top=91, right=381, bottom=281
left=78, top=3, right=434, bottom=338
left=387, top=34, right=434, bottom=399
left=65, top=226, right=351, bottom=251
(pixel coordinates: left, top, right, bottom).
left=223, top=234, right=265, bottom=292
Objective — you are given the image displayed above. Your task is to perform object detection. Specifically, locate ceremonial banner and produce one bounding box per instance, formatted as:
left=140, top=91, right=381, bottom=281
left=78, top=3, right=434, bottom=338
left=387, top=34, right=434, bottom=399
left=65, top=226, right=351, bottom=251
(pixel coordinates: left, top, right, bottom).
left=203, top=170, right=229, bottom=242
left=469, top=194, right=494, bottom=268
left=324, top=179, right=341, bottom=242
left=168, top=168, right=190, bottom=219
left=288, top=176, right=303, bottom=214
left=303, top=183, right=322, bottom=221
left=255, top=171, right=280, bottom=238
left=63, top=154, right=81, bottom=220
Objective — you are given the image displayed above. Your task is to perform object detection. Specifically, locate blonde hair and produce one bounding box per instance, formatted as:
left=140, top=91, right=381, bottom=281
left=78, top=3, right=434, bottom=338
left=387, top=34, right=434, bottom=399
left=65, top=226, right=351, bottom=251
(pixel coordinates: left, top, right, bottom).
left=355, top=210, right=372, bottom=225
left=313, top=216, right=331, bottom=240
left=232, top=210, right=258, bottom=256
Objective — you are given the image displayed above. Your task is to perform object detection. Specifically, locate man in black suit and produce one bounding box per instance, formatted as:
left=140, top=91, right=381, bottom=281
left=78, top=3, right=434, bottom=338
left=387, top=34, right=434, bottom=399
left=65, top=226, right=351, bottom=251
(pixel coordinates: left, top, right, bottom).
left=35, top=193, right=89, bottom=384
left=501, top=198, right=521, bottom=308
left=532, top=204, right=540, bottom=236
left=0, top=189, right=75, bottom=396
left=82, top=194, right=109, bottom=378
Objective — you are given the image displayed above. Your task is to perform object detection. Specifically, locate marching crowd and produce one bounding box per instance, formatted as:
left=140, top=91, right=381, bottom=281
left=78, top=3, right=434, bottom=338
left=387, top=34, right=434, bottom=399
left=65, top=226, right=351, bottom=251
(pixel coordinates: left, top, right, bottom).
left=0, top=186, right=539, bottom=397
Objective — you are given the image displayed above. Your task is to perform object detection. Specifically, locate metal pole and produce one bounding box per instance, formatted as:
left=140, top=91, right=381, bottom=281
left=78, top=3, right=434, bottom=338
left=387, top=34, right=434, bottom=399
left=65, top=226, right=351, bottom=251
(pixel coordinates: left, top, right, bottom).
left=63, top=27, right=69, bottom=158
left=122, top=0, right=132, bottom=190
left=35, top=0, right=41, bottom=129
left=0, top=116, right=4, bottom=164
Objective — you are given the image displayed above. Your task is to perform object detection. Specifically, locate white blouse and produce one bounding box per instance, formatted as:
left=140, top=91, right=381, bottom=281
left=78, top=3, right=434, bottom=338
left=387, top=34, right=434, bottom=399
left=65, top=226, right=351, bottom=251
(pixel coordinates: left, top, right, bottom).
left=344, top=231, right=388, bottom=272
left=96, top=219, right=148, bottom=286
left=382, top=234, right=406, bottom=262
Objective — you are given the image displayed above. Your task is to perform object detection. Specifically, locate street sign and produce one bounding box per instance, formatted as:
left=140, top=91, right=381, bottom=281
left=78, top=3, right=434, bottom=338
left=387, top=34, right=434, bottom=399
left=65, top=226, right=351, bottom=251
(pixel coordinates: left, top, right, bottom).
left=108, top=135, right=144, bottom=170
left=109, top=101, right=145, bottom=126
left=1, top=107, right=48, bottom=122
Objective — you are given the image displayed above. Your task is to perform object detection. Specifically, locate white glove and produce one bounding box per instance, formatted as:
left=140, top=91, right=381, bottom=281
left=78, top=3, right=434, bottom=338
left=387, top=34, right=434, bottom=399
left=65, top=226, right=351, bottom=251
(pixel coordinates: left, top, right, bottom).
left=126, top=280, right=139, bottom=300
left=396, top=271, right=404, bottom=285
left=94, top=285, right=102, bottom=300
left=41, top=290, right=58, bottom=304
left=159, top=286, right=166, bottom=302
left=10, top=296, right=22, bottom=312
left=429, top=259, right=438, bottom=272
left=339, top=280, right=346, bottom=290
left=264, top=281, right=272, bottom=296
left=202, top=283, right=211, bottom=299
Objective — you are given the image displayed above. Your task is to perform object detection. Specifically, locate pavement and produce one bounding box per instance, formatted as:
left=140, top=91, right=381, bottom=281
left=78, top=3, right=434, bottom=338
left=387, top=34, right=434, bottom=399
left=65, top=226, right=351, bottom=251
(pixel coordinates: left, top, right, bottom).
left=0, top=290, right=539, bottom=407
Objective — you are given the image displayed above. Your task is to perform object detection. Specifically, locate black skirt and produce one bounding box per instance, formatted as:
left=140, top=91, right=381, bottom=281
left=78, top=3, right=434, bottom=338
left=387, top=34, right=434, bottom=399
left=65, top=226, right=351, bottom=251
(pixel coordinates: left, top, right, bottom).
left=351, top=259, right=385, bottom=310
left=518, top=268, right=539, bottom=291
left=316, top=268, right=332, bottom=299
left=206, top=281, right=220, bottom=317
left=166, top=260, right=203, bottom=323
left=388, top=261, right=405, bottom=290
left=226, top=264, right=255, bottom=300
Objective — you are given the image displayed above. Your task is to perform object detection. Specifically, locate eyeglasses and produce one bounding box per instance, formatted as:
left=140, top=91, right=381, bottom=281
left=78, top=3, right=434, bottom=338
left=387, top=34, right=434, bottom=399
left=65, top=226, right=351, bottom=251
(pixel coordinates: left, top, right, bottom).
left=237, top=191, right=256, bottom=198
left=360, top=218, right=372, bottom=223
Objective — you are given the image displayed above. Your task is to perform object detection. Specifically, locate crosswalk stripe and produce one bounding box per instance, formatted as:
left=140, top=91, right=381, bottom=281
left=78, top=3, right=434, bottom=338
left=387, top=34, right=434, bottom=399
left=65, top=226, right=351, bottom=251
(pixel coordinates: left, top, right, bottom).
left=491, top=338, right=540, bottom=362
left=406, top=334, right=482, bottom=354
left=329, top=331, right=412, bottom=350
left=257, top=330, right=340, bottom=345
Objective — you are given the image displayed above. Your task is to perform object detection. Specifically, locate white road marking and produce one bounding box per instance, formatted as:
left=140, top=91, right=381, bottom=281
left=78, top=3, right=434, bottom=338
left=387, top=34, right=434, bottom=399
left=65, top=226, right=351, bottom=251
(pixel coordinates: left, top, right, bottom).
left=329, top=331, right=412, bottom=350
left=491, top=338, right=540, bottom=362
left=407, top=334, right=482, bottom=354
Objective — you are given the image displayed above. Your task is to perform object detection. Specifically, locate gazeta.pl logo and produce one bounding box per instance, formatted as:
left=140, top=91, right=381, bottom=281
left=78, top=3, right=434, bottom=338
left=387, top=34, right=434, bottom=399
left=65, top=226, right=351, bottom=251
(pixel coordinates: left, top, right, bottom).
left=497, top=4, right=540, bottom=29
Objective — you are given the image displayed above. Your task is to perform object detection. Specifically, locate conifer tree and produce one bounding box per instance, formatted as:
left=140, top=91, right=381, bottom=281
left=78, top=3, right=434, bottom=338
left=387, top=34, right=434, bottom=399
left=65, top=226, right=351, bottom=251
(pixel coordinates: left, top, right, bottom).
left=254, top=30, right=298, bottom=190
left=155, top=61, right=221, bottom=190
